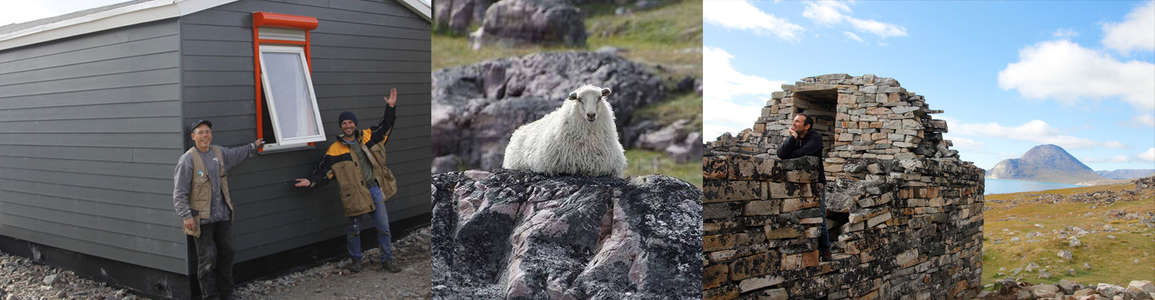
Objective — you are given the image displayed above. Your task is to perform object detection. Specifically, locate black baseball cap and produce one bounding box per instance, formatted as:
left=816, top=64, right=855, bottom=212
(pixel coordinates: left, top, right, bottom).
left=190, top=120, right=213, bottom=132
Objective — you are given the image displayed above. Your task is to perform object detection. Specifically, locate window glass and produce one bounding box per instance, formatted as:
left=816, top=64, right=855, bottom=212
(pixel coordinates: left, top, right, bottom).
left=258, top=46, right=325, bottom=146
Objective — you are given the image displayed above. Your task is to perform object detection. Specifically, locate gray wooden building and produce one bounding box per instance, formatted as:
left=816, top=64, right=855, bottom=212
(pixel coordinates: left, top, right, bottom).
left=0, top=0, right=430, bottom=298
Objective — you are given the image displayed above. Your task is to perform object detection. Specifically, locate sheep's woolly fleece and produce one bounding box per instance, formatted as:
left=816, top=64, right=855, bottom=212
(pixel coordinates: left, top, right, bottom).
left=503, top=85, right=628, bottom=177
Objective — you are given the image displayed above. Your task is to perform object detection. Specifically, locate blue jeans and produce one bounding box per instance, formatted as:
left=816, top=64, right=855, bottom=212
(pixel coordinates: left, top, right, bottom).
left=345, top=185, right=393, bottom=262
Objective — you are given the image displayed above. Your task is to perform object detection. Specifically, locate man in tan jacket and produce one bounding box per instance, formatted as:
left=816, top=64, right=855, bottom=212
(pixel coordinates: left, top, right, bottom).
left=294, top=88, right=401, bottom=273
left=173, top=120, right=263, bottom=300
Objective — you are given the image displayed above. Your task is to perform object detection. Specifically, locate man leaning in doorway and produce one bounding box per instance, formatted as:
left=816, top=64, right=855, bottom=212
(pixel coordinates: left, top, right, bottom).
left=777, top=112, right=832, bottom=261
left=173, top=120, right=264, bottom=300
left=293, top=88, right=402, bottom=273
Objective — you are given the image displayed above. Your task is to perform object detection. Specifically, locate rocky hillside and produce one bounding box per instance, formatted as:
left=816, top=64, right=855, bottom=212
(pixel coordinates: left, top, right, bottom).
left=988, top=144, right=1103, bottom=184
left=431, top=51, right=702, bottom=173
left=982, top=176, right=1155, bottom=296
left=431, top=169, right=702, bottom=299
left=1097, top=169, right=1155, bottom=180
left=979, top=278, right=1154, bottom=299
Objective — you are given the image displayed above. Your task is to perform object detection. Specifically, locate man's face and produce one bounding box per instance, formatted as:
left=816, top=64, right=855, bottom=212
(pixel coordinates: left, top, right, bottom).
left=341, top=120, right=358, bottom=136
left=190, top=125, right=212, bottom=149
left=791, top=115, right=810, bottom=133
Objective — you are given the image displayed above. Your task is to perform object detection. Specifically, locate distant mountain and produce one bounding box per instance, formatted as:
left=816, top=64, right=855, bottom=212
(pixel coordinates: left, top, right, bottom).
left=987, top=144, right=1103, bottom=184
left=1096, top=169, right=1155, bottom=180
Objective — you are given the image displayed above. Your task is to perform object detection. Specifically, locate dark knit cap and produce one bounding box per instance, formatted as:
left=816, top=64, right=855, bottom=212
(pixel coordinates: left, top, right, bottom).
left=338, top=111, right=358, bottom=126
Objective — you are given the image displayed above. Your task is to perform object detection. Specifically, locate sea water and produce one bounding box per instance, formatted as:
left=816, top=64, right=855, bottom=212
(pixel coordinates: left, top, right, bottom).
left=984, top=178, right=1081, bottom=195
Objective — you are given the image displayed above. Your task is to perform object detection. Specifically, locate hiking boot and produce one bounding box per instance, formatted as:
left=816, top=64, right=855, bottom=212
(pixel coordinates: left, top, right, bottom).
left=382, top=259, right=402, bottom=273
left=343, top=259, right=362, bottom=273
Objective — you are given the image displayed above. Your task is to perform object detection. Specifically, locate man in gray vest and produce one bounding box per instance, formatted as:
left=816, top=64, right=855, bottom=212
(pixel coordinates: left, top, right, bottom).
left=173, top=120, right=263, bottom=300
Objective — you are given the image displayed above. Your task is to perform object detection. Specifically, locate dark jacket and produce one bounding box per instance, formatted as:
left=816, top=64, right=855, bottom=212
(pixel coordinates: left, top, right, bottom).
left=305, top=105, right=398, bottom=216
left=777, top=129, right=826, bottom=184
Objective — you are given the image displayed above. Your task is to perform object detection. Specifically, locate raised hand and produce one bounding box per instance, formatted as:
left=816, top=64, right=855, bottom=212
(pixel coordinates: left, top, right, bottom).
left=385, top=88, right=397, bottom=107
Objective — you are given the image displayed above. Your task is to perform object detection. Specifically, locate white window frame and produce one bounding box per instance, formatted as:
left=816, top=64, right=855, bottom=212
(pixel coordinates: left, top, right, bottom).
left=257, top=44, right=326, bottom=149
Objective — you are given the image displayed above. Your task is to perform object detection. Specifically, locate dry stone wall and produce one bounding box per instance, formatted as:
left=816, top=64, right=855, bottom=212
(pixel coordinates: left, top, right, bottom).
left=703, top=74, right=985, bottom=299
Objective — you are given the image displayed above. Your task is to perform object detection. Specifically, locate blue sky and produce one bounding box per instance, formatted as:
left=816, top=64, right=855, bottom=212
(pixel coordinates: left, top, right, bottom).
left=704, top=0, right=1155, bottom=171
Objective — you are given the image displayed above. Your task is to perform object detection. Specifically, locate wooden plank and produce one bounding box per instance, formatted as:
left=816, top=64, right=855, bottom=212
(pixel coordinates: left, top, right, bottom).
left=0, top=69, right=180, bottom=99
left=0, top=20, right=178, bottom=65
left=0, top=169, right=172, bottom=195
left=0, top=222, right=186, bottom=274
left=0, top=101, right=179, bottom=122
left=0, top=117, right=178, bottom=134
left=0, top=214, right=186, bottom=272
left=0, top=132, right=182, bottom=149
left=0, top=200, right=182, bottom=242
left=0, top=155, right=174, bottom=179
left=0, top=84, right=179, bottom=110
left=0, top=51, right=179, bottom=86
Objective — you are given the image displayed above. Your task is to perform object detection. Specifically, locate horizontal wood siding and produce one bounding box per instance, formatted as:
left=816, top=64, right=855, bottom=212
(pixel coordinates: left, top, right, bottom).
left=179, top=0, right=430, bottom=263
left=0, top=20, right=187, bottom=274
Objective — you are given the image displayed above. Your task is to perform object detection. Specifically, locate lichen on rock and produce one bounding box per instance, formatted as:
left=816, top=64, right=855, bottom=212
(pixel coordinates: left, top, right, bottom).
left=431, top=169, right=702, bottom=299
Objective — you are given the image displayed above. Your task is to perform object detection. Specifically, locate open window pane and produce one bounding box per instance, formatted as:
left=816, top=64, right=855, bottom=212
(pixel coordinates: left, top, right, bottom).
left=258, top=45, right=325, bottom=146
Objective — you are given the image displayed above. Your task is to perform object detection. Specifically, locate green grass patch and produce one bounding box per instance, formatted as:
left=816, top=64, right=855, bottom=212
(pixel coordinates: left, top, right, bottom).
left=432, top=34, right=571, bottom=71
left=982, top=182, right=1155, bottom=287
left=433, top=0, right=702, bottom=78
left=624, top=149, right=701, bottom=188
left=633, top=92, right=702, bottom=131
left=585, top=0, right=701, bottom=78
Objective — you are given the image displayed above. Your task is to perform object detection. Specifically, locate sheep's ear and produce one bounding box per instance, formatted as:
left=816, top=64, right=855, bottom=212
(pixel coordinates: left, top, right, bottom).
left=601, top=88, right=612, bottom=97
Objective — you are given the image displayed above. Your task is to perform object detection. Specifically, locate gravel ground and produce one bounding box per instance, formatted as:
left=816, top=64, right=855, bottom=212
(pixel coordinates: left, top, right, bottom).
left=0, top=253, right=141, bottom=300
left=0, top=226, right=431, bottom=300
left=236, top=226, right=432, bottom=299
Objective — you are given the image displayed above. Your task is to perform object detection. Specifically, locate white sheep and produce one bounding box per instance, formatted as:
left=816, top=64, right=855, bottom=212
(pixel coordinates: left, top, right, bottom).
left=502, top=85, right=628, bottom=177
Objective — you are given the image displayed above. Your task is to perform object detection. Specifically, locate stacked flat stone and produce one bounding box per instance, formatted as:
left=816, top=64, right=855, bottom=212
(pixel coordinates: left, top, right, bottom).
left=703, top=74, right=985, bottom=299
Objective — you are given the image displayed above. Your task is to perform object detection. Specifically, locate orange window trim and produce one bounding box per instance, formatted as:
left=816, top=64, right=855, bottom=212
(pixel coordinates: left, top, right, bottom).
left=252, top=12, right=318, bottom=151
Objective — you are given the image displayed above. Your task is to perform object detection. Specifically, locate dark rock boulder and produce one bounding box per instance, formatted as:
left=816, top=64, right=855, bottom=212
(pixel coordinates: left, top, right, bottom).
left=470, top=0, right=587, bottom=48
left=434, top=0, right=492, bottom=34
left=431, top=169, right=702, bottom=299
left=431, top=51, right=667, bottom=171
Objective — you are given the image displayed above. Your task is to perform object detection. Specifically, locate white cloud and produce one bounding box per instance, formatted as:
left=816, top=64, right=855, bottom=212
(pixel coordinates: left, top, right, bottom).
left=943, top=135, right=984, bottom=150
left=1087, top=155, right=1132, bottom=163
left=1132, top=114, right=1155, bottom=127
left=705, top=0, right=804, bottom=40
left=1140, top=148, right=1155, bottom=161
left=703, top=46, right=783, bottom=140
left=950, top=119, right=1125, bottom=149
left=846, top=18, right=907, bottom=37
left=843, top=31, right=863, bottom=42
left=1103, top=141, right=1127, bottom=149
left=997, top=40, right=1155, bottom=110
left=1051, top=28, right=1078, bottom=38
left=0, top=0, right=128, bottom=25
left=802, top=0, right=849, bottom=24
left=802, top=0, right=907, bottom=38
left=1102, top=0, right=1155, bottom=54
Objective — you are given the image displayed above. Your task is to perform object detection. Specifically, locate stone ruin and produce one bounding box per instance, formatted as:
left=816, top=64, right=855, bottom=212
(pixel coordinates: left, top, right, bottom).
left=702, top=74, right=986, bottom=299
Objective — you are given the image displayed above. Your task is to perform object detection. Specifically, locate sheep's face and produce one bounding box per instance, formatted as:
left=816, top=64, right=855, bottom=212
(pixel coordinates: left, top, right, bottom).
left=568, top=85, right=612, bottom=122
